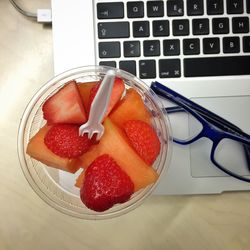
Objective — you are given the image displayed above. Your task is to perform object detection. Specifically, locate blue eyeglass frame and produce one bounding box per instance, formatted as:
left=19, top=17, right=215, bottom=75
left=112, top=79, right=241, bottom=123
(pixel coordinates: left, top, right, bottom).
left=151, top=81, right=250, bottom=183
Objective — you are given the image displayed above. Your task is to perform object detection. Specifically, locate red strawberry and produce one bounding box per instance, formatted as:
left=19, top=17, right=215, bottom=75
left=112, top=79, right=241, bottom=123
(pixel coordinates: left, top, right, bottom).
left=123, top=120, right=161, bottom=165
left=80, top=154, right=134, bottom=212
left=44, top=124, right=92, bottom=158
left=88, top=77, right=125, bottom=116
left=42, top=81, right=87, bottom=124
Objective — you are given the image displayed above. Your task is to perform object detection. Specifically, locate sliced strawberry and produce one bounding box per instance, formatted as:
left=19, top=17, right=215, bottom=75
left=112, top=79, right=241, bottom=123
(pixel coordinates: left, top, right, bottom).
left=42, top=81, right=87, bottom=124
left=44, top=124, right=92, bottom=158
left=123, top=120, right=161, bottom=165
left=80, top=154, right=134, bottom=212
left=26, top=125, right=81, bottom=173
left=88, top=77, right=125, bottom=116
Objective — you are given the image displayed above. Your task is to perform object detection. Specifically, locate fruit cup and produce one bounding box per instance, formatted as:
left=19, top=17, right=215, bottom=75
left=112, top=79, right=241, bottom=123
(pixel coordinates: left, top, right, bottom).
left=18, top=66, right=172, bottom=219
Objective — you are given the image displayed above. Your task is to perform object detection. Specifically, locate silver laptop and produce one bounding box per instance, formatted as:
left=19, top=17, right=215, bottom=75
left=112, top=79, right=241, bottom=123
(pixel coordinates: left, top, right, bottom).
left=51, top=0, right=250, bottom=195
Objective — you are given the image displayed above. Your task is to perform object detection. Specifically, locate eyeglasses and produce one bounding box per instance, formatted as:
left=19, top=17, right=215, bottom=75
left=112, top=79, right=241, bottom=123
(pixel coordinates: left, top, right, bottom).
left=151, top=81, right=250, bottom=183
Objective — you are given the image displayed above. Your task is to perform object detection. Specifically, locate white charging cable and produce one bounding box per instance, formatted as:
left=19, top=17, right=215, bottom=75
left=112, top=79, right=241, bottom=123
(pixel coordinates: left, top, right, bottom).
left=9, top=0, right=52, bottom=23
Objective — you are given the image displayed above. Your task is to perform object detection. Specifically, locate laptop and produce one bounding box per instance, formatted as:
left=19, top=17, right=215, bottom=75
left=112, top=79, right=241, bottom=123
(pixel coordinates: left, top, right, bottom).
left=51, top=0, right=250, bottom=195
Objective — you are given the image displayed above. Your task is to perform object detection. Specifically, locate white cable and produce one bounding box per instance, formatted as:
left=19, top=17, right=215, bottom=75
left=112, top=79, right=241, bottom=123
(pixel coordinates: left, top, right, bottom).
left=9, top=0, right=52, bottom=23
left=9, top=0, right=37, bottom=19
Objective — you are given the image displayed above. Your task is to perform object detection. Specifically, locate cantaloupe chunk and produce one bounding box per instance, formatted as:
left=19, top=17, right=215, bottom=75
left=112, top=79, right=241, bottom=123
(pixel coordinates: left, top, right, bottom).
left=109, top=88, right=152, bottom=128
left=26, top=125, right=81, bottom=173
left=80, top=118, right=158, bottom=191
left=77, top=82, right=97, bottom=111
left=75, top=170, right=85, bottom=188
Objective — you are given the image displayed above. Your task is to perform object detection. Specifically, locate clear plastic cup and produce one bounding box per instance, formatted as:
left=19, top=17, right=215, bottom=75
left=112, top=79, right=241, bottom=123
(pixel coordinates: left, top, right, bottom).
left=17, top=66, right=172, bottom=219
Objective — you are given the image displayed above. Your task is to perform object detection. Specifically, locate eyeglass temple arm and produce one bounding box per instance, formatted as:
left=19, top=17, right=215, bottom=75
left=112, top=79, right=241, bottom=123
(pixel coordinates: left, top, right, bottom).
left=151, top=81, right=250, bottom=171
left=151, top=81, right=249, bottom=138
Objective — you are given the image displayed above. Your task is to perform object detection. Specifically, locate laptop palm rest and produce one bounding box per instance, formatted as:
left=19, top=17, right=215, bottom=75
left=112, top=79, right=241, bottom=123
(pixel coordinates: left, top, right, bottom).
left=189, top=96, right=250, bottom=178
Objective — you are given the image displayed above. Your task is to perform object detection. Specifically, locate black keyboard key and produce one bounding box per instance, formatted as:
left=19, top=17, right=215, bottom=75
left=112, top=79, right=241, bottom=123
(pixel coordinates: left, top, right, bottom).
left=147, top=1, right=164, bottom=17
left=163, top=39, right=180, bottom=55
left=203, top=38, right=220, bottom=54
left=192, top=18, right=209, bottom=35
left=124, top=41, right=140, bottom=57
left=187, top=0, right=204, bottom=16
left=207, top=0, right=224, bottom=15
left=99, top=42, right=120, bottom=58
left=99, top=61, right=117, bottom=68
left=243, top=36, right=250, bottom=52
left=143, top=40, right=160, bottom=56
left=98, top=22, right=129, bottom=39
left=232, top=17, right=249, bottom=33
left=159, top=59, right=181, bottom=78
left=212, top=18, right=229, bottom=34
left=119, top=61, right=136, bottom=75
left=223, top=37, right=240, bottom=53
left=184, top=56, right=250, bottom=77
left=97, top=2, right=124, bottom=19
left=173, top=19, right=190, bottom=36
left=153, top=20, right=169, bottom=37
left=183, top=38, right=200, bottom=55
left=247, top=0, right=250, bottom=13
left=167, top=0, right=184, bottom=16
left=227, top=0, right=243, bottom=14
left=127, top=1, right=144, bottom=18
left=133, top=21, right=150, bottom=37
left=139, top=60, right=156, bottom=79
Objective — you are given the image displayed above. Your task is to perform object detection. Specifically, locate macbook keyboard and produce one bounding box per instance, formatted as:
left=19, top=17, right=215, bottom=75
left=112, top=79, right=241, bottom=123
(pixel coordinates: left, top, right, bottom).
left=95, top=0, right=250, bottom=79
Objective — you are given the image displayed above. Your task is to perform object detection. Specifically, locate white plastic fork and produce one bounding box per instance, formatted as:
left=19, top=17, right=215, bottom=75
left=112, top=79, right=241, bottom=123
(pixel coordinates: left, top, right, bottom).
left=79, top=70, right=116, bottom=140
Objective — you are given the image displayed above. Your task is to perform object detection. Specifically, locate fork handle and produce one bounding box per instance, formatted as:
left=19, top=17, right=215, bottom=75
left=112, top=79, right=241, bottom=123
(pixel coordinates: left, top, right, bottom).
left=88, top=70, right=116, bottom=124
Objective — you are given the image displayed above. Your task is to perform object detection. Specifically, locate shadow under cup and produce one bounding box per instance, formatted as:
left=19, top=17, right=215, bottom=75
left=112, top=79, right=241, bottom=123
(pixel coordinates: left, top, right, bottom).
left=17, top=66, right=172, bottom=219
